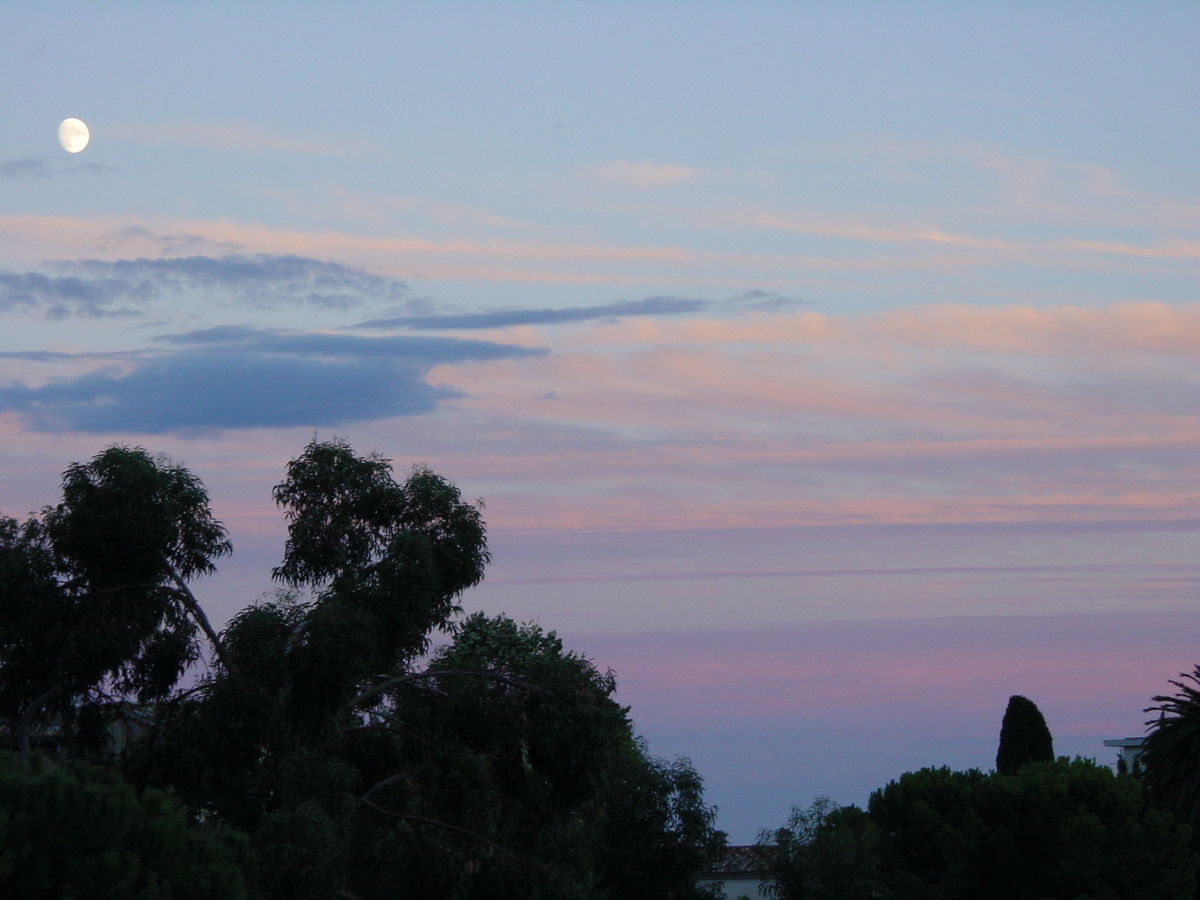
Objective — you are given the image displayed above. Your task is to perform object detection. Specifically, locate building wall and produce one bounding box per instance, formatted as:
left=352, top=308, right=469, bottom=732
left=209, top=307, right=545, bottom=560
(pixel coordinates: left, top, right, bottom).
left=697, top=876, right=773, bottom=900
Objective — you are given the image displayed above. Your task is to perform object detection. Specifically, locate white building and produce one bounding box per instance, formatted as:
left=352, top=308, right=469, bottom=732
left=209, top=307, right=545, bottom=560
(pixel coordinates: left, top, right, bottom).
left=696, top=845, right=774, bottom=900
left=1103, top=736, right=1146, bottom=772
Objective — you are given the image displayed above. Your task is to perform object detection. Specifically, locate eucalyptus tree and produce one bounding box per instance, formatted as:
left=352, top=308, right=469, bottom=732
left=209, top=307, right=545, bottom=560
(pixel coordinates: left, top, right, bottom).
left=136, top=440, right=723, bottom=899
left=132, top=441, right=488, bottom=823
left=3, top=439, right=724, bottom=899
left=344, top=612, right=725, bottom=900
left=0, top=446, right=230, bottom=752
left=132, top=439, right=504, bottom=897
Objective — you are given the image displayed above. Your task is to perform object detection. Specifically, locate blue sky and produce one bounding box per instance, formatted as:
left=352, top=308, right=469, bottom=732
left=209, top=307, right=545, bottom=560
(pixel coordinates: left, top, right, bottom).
left=2, top=2, right=1198, bottom=841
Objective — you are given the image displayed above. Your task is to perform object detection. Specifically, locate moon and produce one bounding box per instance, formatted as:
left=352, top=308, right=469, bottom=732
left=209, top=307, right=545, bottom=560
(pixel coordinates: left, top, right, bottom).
left=58, top=118, right=90, bottom=153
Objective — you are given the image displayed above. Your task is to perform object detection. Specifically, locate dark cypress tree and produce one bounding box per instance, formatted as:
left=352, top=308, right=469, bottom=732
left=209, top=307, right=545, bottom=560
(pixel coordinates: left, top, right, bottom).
left=996, top=695, right=1054, bottom=775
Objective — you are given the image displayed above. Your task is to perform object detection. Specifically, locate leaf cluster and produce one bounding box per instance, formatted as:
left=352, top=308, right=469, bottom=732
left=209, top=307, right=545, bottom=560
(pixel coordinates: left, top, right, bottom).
left=272, top=440, right=489, bottom=669
left=1143, top=665, right=1200, bottom=826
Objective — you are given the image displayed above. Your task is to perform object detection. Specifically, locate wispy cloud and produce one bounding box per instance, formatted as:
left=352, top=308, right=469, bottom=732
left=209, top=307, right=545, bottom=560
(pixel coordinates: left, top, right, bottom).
left=104, top=121, right=379, bottom=156
left=0, top=254, right=412, bottom=317
left=410, top=301, right=1200, bottom=531
left=98, top=226, right=245, bottom=257
left=354, top=295, right=707, bottom=330
left=0, top=269, right=159, bottom=319
left=2, top=209, right=1194, bottom=293
left=790, top=136, right=1200, bottom=229
left=0, top=327, right=545, bottom=434
left=713, top=213, right=1200, bottom=263
left=1, top=158, right=48, bottom=180
left=583, top=160, right=705, bottom=188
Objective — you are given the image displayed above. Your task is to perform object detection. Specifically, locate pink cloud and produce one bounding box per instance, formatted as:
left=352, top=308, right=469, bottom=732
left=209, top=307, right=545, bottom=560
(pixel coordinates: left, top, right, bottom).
left=11, top=210, right=1192, bottom=292
left=582, top=160, right=706, bottom=188
left=103, top=121, right=380, bottom=156
left=419, top=301, right=1200, bottom=531
left=866, top=302, right=1200, bottom=356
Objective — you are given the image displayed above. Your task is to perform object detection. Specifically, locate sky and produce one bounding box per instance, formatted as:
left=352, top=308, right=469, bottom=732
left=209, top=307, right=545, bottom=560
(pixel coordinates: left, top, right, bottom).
left=2, top=2, right=1198, bottom=842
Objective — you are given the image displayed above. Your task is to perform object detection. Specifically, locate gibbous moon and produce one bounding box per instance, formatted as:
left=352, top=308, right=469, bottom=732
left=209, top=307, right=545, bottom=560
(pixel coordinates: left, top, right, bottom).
left=58, top=118, right=90, bottom=153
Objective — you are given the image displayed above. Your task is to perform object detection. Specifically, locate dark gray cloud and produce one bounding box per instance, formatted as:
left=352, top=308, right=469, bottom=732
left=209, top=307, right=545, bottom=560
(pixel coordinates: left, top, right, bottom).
left=0, top=328, right=546, bottom=434
left=728, top=290, right=809, bottom=312
left=353, top=295, right=707, bottom=330
left=1, top=158, right=48, bottom=179
left=157, top=325, right=540, bottom=363
left=0, top=270, right=152, bottom=318
left=1, top=157, right=111, bottom=180
left=0, top=354, right=446, bottom=433
left=0, top=254, right=413, bottom=317
left=0, top=350, right=80, bottom=362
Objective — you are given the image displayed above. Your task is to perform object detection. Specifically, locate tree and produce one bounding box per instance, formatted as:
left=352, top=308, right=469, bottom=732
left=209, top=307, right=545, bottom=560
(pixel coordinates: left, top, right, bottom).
left=766, top=760, right=1197, bottom=900
left=272, top=440, right=489, bottom=660
left=395, top=613, right=725, bottom=900
left=99, top=440, right=723, bottom=899
left=593, top=746, right=725, bottom=900
left=128, top=441, right=497, bottom=897
left=1143, top=665, right=1200, bottom=825
left=995, top=694, right=1053, bottom=776
left=0, top=446, right=230, bottom=754
left=2, top=439, right=724, bottom=899
left=0, top=750, right=255, bottom=899
left=763, top=797, right=885, bottom=900
left=869, top=760, right=1194, bottom=900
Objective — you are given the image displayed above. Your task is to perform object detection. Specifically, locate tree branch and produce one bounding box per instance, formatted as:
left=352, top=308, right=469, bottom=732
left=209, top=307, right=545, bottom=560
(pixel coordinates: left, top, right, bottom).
left=362, top=772, right=408, bottom=801
left=18, top=682, right=63, bottom=759
left=163, top=565, right=237, bottom=676
left=346, top=668, right=534, bottom=711
left=354, top=795, right=513, bottom=857
left=84, top=576, right=237, bottom=676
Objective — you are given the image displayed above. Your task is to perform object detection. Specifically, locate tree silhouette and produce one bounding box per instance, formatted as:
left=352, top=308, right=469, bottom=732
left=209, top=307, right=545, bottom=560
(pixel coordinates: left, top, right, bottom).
left=996, top=694, right=1054, bottom=775
left=0, top=446, right=230, bottom=754
left=1, top=440, right=725, bottom=899
left=1143, top=665, right=1200, bottom=825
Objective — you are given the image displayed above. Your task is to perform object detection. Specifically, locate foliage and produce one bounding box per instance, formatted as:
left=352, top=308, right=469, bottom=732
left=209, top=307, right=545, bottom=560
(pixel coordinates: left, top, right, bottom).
left=1143, top=665, right=1200, bottom=826
left=272, top=439, right=489, bottom=669
left=0, top=750, right=255, bottom=899
left=0, top=446, right=230, bottom=753
left=995, top=694, right=1053, bottom=776
left=0, top=517, right=69, bottom=736
left=139, top=606, right=724, bottom=899
left=394, top=613, right=726, bottom=899
left=0, top=438, right=726, bottom=899
left=766, top=760, right=1195, bottom=900
left=882, top=760, right=1192, bottom=899
left=594, top=746, right=726, bottom=900
left=762, top=797, right=886, bottom=900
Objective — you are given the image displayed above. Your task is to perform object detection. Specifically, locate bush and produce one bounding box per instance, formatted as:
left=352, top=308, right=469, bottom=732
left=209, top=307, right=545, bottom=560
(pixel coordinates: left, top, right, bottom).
left=767, top=759, right=1196, bottom=900
left=0, top=751, right=255, bottom=899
